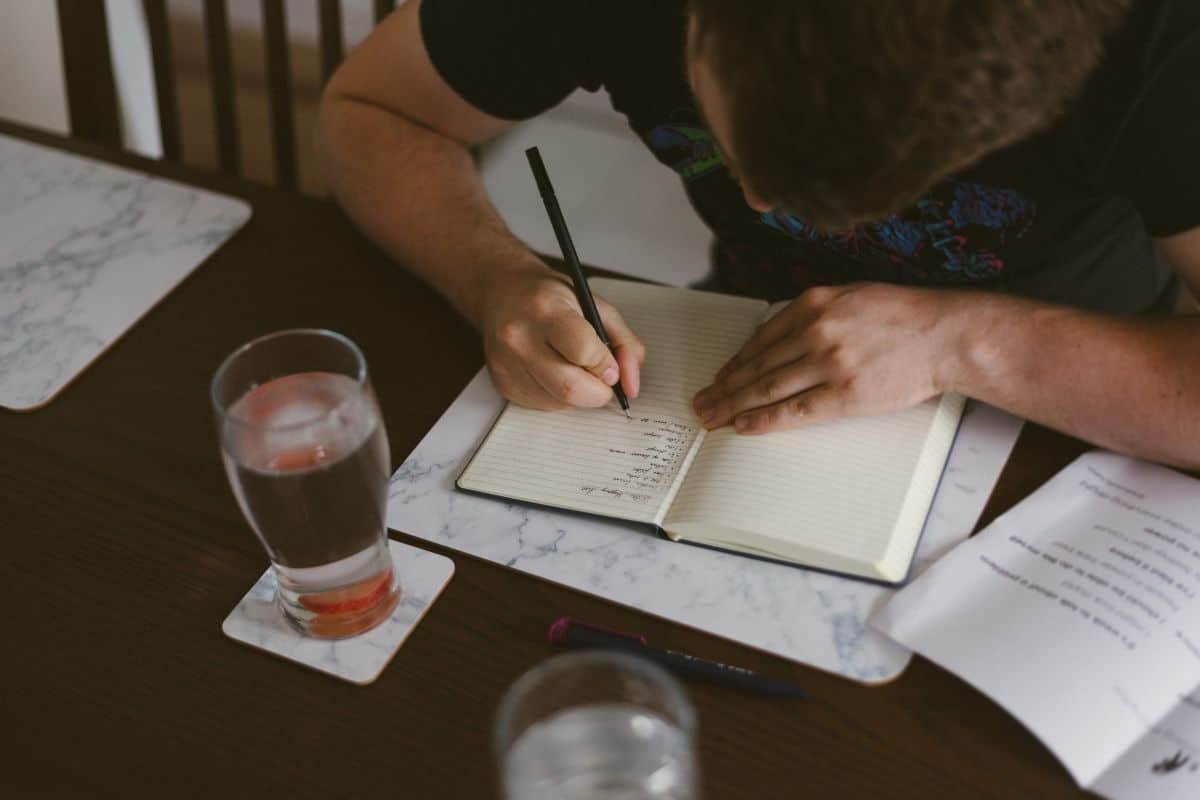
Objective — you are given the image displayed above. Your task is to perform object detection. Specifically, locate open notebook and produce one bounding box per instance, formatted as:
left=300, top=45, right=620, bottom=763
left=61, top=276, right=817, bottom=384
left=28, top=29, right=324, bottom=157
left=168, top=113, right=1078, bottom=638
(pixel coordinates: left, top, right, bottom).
left=457, top=278, right=964, bottom=583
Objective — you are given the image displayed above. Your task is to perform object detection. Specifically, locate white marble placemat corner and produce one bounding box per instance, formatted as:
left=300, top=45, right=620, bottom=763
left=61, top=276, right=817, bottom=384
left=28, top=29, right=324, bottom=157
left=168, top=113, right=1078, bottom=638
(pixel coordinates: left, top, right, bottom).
left=223, top=540, right=455, bottom=685
left=0, top=134, right=252, bottom=410
left=387, top=370, right=1024, bottom=684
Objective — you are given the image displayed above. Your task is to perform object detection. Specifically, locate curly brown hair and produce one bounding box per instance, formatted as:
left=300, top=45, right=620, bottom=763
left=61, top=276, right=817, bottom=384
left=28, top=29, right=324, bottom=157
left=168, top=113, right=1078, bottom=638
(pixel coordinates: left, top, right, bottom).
left=688, top=0, right=1133, bottom=229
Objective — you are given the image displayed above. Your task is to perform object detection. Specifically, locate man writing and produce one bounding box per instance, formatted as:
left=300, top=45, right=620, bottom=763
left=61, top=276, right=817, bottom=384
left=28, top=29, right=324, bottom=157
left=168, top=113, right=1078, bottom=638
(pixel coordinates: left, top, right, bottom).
left=318, top=0, right=1200, bottom=468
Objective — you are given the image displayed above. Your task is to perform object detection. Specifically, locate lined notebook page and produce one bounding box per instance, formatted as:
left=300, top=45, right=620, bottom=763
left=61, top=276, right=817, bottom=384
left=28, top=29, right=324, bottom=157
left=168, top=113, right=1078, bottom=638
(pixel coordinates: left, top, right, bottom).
left=457, top=279, right=765, bottom=525
left=665, top=392, right=965, bottom=580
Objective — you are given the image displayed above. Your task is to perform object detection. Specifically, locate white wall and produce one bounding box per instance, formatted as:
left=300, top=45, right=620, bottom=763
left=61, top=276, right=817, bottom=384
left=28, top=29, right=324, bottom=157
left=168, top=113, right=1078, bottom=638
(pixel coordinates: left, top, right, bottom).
left=0, top=0, right=68, bottom=134
left=106, top=0, right=161, bottom=156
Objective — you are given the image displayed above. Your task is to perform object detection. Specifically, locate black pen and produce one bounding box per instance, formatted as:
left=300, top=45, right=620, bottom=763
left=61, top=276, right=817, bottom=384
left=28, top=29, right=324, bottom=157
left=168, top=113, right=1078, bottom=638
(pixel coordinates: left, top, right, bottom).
left=548, top=616, right=808, bottom=700
left=525, top=146, right=632, bottom=418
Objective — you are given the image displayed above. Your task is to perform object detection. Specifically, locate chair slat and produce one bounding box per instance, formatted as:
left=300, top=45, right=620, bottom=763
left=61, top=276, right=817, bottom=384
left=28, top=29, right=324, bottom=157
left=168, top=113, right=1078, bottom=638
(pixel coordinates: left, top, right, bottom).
left=203, top=0, right=240, bottom=172
left=142, top=0, right=181, bottom=160
left=262, top=0, right=297, bottom=191
left=319, top=0, right=344, bottom=84
left=373, top=0, right=395, bottom=25
left=57, top=0, right=122, bottom=149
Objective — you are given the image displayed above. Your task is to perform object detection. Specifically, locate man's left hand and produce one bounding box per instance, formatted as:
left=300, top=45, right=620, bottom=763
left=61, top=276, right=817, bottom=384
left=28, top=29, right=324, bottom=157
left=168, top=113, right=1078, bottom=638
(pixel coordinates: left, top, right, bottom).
left=692, top=283, right=966, bottom=434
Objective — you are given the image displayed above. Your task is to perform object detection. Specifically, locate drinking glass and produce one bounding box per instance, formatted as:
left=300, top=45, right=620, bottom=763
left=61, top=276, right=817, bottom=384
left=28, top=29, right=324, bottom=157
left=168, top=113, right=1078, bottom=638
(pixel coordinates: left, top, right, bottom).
left=495, top=651, right=699, bottom=799
left=211, top=329, right=398, bottom=638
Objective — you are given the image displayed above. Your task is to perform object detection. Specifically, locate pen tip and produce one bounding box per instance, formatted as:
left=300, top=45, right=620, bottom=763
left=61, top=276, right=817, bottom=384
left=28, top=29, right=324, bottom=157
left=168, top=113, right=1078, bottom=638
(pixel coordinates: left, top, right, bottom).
left=624, top=409, right=632, bottom=420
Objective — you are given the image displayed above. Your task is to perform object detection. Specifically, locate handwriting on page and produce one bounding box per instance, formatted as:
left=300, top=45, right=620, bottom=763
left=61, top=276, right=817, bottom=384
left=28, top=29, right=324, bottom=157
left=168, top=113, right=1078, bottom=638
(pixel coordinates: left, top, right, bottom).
left=460, top=403, right=702, bottom=523
left=458, top=278, right=766, bottom=524
left=580, top=417, right=695, bottom=503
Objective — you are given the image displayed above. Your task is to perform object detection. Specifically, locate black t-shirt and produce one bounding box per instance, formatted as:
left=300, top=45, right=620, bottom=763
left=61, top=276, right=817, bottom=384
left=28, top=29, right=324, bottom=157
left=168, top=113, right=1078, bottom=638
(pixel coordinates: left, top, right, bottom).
left=421, top=0, right=1200, bottom=311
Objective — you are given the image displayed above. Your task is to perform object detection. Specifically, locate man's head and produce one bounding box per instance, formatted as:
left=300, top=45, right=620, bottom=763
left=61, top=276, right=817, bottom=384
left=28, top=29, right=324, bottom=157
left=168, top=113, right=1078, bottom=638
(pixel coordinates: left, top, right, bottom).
left=686, top=0, right=1133, bottom=229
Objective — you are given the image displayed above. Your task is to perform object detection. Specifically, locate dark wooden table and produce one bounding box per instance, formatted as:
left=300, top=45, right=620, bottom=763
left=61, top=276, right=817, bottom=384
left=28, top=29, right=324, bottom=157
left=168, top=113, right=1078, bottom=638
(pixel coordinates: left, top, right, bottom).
left=0, top=121, right=1092, bottom=798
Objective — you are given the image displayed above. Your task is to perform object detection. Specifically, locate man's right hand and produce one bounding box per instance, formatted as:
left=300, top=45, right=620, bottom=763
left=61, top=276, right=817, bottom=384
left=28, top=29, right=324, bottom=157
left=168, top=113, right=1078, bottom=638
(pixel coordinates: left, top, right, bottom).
left=318, top=3, right=643, bottom=412
left=479, top=266, right=645, bottom=410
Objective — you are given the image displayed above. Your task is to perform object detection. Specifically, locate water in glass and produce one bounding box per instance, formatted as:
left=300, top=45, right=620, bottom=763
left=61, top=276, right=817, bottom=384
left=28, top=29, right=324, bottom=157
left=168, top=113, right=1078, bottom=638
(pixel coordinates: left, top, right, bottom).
left=502, top=704, right=696, bottom=800
left=221, top=369, right=397, bottom=637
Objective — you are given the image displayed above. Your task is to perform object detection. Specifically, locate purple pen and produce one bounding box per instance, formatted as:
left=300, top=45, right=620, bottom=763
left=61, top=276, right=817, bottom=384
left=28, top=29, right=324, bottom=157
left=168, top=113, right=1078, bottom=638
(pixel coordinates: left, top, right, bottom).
left=548, top=616, right=807, bottom=700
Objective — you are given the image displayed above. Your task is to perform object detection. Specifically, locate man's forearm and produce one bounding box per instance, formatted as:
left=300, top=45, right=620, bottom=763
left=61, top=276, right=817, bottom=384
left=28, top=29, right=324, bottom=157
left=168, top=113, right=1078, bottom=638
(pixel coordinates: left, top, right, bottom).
left=949, top=293, right=1200, bottom=468
left=316, top=95, right=548, bottom=328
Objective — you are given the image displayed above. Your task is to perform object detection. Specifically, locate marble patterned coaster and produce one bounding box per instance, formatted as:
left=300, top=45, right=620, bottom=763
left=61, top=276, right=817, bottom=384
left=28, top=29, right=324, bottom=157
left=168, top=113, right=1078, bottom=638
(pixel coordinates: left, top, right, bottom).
left=0, top=134, right=251, bottom=410
left=222, top=540, right=455, bottom=685
left=388, top=369, right=1024, bottom=685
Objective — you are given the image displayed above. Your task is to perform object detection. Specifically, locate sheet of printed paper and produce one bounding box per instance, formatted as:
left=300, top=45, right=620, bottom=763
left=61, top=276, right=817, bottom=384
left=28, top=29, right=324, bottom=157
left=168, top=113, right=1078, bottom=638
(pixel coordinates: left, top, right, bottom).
left=872, top=451, right=1200, bottom=798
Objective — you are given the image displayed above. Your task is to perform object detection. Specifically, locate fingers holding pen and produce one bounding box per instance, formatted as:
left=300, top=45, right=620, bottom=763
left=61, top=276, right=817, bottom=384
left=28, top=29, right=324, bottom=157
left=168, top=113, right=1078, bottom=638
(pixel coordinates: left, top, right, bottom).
left=597, top=297, right=644, bottom=399
left=483, top=269, right=645, bottom=411
left=546, top=312, right=621, bottom=386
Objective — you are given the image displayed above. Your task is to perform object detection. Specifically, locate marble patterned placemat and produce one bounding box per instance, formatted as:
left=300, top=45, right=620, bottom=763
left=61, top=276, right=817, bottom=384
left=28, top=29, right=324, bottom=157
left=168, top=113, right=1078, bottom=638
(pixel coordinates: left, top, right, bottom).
left=223, top=540, right=455, bottom=685
left=388, top=370, right=1024, bottom=684
left=0, top=134, right=251, bottom=410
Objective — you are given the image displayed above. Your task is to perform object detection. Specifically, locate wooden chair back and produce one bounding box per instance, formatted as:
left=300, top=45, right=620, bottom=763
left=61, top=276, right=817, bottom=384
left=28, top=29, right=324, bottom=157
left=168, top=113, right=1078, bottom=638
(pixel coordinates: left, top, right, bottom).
left=56, top=0, right=397, bottom=192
